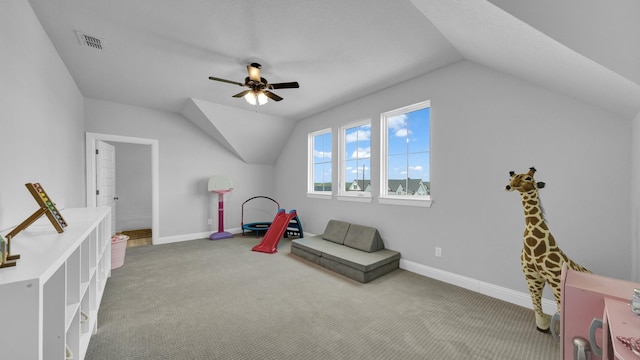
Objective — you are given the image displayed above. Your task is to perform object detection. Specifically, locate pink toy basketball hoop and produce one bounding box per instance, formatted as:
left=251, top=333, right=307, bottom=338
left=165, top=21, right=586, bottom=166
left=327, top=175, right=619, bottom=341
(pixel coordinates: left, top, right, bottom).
left=208, top=176, right=233, bottom=240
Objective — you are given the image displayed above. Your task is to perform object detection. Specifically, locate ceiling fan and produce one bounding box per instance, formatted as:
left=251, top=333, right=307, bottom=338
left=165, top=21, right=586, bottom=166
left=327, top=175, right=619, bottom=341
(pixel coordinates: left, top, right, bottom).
left=208, top=63, right=299, bottom=105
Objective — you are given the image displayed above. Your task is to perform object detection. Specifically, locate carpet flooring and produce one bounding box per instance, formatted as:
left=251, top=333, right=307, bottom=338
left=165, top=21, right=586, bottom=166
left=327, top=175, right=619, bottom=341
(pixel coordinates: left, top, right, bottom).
left=86, top=237, right=560, bottom=359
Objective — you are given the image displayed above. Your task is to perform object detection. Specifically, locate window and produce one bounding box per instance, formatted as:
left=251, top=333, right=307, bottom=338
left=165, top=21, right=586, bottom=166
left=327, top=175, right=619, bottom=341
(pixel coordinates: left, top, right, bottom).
left=308, top=128, right=332, bottom=196
left=380, top=100, right=431, bottom=207
left=339, top=120, right=371, bottom=199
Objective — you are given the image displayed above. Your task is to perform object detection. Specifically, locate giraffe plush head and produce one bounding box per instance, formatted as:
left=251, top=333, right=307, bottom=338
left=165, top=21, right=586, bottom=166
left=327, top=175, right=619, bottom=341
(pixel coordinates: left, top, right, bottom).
left=505, top=167, right=546, bottom=193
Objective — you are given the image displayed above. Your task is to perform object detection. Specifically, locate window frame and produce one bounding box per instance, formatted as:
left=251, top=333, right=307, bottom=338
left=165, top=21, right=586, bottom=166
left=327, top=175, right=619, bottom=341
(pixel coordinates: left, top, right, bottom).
left=338, top=119, right=372, bottom=202
left=379, top=100, right=432, bottom=207
left=307, top=128, right=333, bottom=199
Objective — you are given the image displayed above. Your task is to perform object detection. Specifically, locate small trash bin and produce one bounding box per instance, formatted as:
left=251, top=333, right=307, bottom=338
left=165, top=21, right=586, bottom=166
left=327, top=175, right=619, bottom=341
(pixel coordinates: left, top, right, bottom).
left=111, top=234, right=129, bottom=269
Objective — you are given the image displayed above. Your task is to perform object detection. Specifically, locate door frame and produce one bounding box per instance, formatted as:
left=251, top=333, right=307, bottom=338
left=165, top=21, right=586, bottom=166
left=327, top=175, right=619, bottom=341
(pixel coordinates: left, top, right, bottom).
left=86, top=132, right=159, bottom=245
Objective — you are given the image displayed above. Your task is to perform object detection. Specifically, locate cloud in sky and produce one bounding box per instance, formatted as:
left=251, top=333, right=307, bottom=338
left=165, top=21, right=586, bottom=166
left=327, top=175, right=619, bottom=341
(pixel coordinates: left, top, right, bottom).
left=345, top=125, right=371, bottom=143
left=388, top=114, right=411, bottom=137
left=314, top=150, right=331, bottom=159
left=351, top=147, right=370, bottom=159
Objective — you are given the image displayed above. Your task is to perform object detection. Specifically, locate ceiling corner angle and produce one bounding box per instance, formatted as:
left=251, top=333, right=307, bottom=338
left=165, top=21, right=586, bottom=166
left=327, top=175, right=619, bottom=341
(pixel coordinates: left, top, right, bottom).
left=182, top=98, right=295, bottom=165
left=181, top=98, right=247, bottom=163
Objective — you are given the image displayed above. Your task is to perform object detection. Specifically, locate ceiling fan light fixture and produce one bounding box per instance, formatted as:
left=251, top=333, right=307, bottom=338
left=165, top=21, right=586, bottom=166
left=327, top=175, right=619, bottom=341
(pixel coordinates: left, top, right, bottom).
left=257, top=92, right=268, bottom=105
left=244, top=91, right=268, bottom=106
left=209, top=63, right=297, bottom=105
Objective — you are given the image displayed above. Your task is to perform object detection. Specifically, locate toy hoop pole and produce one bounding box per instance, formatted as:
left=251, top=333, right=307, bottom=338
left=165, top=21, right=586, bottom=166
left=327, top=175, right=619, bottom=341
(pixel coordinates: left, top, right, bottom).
left=208, top=176, right=233, bottom=240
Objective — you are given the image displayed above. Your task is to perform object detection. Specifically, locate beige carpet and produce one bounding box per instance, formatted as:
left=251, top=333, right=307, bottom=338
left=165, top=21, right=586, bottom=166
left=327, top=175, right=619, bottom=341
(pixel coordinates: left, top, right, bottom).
left=86, top=237, right=560, bottom=359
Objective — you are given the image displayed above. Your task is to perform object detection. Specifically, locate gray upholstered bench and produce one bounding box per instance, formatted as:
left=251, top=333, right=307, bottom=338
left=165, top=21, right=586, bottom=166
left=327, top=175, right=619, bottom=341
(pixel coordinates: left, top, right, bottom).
left=290, top=220, right=400, bottom=283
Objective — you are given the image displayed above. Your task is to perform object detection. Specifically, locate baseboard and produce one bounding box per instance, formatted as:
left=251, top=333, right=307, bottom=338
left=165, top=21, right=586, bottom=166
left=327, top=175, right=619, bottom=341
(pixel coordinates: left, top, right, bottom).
left=400, top=259, right=557, bottom=315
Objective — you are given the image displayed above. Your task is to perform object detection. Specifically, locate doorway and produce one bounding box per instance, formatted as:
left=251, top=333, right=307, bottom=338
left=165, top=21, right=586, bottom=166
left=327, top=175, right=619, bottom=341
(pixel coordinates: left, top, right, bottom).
left=86, top=132, right=159, bottom=245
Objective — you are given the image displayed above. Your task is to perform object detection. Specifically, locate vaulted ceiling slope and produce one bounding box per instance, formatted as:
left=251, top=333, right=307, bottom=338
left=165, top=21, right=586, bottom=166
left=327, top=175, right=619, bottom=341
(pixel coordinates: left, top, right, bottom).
left=183, top=98, right=295, bottom=165
left=28, top=0, right=640, bottom=165
left=487, top=0, right=640, bottom=87
left=410, top=0, right=640, bottom=120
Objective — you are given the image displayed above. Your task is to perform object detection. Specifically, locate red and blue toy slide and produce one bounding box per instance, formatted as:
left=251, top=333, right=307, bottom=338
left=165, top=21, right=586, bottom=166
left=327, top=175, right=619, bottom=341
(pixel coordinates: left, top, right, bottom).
left=252, top=209, right=298, bottom=254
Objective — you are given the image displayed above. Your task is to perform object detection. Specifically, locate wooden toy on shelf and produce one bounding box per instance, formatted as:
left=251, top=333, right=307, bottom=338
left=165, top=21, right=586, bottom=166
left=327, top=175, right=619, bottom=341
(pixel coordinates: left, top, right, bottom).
left=0, top=235, right=12, bottom=268
left=1, top=183, right=68, bottom=268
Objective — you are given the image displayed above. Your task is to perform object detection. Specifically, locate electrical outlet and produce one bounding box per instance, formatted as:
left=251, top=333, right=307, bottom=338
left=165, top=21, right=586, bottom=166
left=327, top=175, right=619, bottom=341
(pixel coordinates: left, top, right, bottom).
left=207, top=218, right=213, bottom=225
left=435, top=247, right=442, bottom=258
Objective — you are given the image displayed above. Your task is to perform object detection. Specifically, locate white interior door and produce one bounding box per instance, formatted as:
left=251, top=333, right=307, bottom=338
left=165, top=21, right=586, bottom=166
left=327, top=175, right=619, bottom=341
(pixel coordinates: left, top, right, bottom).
left=96, top=140, right=116, bottom=234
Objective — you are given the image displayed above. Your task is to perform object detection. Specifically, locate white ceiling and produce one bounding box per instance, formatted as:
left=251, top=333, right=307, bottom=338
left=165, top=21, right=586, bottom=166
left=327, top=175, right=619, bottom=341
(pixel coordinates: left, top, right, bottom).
left=27, top=0, right=640, bottom=121
left=487, top=0, right=640, bottom=86
left=27, top=0, right=463, bottom=120
left=26, top=0, right=640, bottom=163
left=412, top=0, right=640, bottom=120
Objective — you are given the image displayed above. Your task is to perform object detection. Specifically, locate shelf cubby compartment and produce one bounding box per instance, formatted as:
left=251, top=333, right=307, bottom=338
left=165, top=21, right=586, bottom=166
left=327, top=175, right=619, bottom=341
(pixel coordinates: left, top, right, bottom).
left=97, top=220, right=108, bottom=259
left=79, top=285, right=93, bottom=360
left=95, top=256, right=108, bottom=310
left=43, top=264, right=66, bottom=360
left=80, top=233, right=91, bottom=284
left=88, top=229, right=98, bottom=274
left=66, top=246, right=81, bottom=305
left=65, top=310, right=80, bottom=360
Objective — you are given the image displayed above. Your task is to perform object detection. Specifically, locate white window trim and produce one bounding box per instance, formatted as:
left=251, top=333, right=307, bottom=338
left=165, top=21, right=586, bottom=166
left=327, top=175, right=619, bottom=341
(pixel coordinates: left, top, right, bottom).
left=378, top=197, right=432, bottom=207
left=338, top=119, right=372, bottom=199
left=337, top=193, right=373, bottom=203
left=307, top=128, right=333, bottom=198
left=307, top=193, right=332, bottom=200
left=380, top=100, right=432, bottom=207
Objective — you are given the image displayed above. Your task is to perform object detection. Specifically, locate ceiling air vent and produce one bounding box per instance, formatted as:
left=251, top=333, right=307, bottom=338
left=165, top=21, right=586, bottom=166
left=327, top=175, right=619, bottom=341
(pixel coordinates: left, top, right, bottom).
left=75, top=30, right=103, bottom=50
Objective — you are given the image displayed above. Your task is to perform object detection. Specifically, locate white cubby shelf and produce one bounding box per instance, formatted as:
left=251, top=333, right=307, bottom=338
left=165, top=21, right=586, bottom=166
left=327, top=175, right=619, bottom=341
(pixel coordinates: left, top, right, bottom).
left=0, top=207, right=112, bottom=360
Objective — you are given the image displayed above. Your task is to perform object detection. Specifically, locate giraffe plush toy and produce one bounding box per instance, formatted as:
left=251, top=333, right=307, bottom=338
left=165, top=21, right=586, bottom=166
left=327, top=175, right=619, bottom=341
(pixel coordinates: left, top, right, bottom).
left=505, top=167, right=590, bottom=333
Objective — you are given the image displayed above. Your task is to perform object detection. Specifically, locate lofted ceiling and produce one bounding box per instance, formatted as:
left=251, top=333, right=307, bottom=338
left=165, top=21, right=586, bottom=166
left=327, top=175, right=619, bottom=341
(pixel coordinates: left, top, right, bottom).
left=27, top=0, right=462, bottom=120
left=27, top=0, right=640, bottom=164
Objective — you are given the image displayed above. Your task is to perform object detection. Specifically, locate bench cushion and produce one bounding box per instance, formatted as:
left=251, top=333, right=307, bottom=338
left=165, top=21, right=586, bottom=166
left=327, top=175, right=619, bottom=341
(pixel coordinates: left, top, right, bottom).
left=321, top=220, right=351, bottom=244
left=320, top=256, right=400, bottom=283
left=343, top=224, right=384, bottom=253
left=290, top=244, right=321, bottom=265
left=321, top=246, right=399, bottom=272
left=292, top=236, right=398, bottom=272
left=291, top=236, right=337, bottom=256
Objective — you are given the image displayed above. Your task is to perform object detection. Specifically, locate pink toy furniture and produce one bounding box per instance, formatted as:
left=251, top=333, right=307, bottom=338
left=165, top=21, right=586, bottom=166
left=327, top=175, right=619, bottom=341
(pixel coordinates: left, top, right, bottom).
left=560, top=263, right=640, bottom=359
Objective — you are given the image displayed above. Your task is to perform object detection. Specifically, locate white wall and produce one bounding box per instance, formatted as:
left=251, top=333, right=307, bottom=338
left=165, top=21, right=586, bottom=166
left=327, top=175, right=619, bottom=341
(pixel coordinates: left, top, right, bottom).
left=632, top=110, right=640, bottom=281
left=0, top=1, right=85, bottom=232
left=275, top=60, right=632, bottom=300
left=84, top=99, right=277, bottom=239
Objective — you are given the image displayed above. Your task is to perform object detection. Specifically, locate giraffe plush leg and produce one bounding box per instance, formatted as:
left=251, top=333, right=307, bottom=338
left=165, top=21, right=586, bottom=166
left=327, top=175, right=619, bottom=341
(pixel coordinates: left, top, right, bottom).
left=525, top=274, right=549, bottom=332
left=535, top=312, right=551, bottom=333
left=543, top=270, right=563, bottom=336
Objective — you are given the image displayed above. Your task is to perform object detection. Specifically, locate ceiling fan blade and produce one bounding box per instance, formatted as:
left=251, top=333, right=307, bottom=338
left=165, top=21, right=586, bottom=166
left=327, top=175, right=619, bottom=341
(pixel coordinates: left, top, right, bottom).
left=232, top=90, right=251, bottom=98
left=209, top=76, right=244, bottom=87
left=268, top=82, right=299, bottom=89
left=263, top=90, right=283, bottom=102
left=247, top=63, right=261, bottom=82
